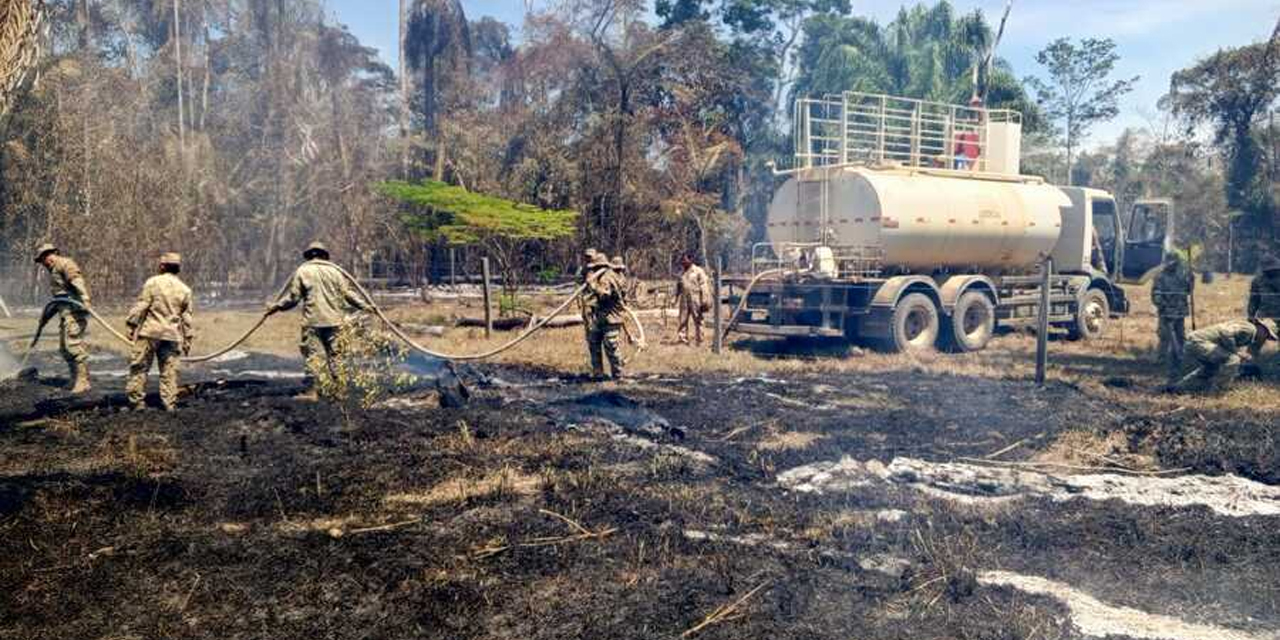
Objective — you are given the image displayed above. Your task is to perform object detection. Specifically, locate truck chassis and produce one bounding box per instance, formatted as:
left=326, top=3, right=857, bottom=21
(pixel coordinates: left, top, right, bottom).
left=730, top=271, right=1128, bottom=353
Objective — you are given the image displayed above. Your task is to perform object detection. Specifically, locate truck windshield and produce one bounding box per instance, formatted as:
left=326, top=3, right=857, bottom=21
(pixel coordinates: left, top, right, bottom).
left=1092, top=199, right=1118, bottom=274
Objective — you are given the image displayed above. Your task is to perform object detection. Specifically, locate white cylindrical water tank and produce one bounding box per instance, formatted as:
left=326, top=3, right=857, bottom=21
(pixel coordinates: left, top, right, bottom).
left=765, top=167, right=1069, bottom=272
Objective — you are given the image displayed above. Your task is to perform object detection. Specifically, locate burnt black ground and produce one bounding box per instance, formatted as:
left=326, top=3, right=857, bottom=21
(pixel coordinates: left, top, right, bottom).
left=1, top=356, right=1278, bottom=639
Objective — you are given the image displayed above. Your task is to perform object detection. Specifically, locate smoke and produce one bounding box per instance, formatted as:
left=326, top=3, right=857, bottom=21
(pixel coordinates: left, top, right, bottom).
left=0, top=342, right=18, bottom=379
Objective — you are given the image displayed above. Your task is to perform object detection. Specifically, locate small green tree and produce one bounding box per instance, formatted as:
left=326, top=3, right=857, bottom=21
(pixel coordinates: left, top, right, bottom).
left=1025, top=37, right=1138, bottom=185
left=377, top=180, right=578, bottom=304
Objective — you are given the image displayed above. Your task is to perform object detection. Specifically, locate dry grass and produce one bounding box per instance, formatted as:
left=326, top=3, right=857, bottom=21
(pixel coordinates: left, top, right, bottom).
left=1033, top=430, right=1157, bottom=472
left=756, top=430, right=825, bottom=452
left=2, top=274, right=1274, bottom=418
left=383, top=467, right=542, bottom=509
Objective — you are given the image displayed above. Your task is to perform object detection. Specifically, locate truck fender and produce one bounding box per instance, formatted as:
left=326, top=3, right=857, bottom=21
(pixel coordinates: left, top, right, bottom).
left=1088, top=276, right=1129, bottom=316
left=870, top=276, right=942, bottom=310
left=936, top=275, right=998, bottom=314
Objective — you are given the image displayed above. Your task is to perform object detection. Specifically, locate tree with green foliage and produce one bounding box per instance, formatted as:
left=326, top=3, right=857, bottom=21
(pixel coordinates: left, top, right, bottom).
left=791, top=2, right=1039, bottom=128
left=1164, top=23, right=1279, bottom=260
left=378, top=180, right=577, bottom=301
left=1025, top=37, right=1138, bottom=185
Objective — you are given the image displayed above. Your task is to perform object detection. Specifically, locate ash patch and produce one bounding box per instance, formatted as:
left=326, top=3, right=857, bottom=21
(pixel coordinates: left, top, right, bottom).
left=779, top=456, right=1280, bottom=517
left=980, top=571, right=1276, bottom=640
left=545, top=391, right=713, bottom=465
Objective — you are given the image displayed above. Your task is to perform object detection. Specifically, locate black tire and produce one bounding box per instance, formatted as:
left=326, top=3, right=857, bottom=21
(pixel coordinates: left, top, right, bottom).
left=888, top=293, right=939, bottom=353
left=1068, top=288, right=1110, bottom=341
left=945, top=291, right=996, bottom=352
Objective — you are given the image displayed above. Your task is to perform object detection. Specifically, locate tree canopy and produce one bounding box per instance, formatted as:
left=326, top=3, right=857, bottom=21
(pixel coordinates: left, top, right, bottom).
left=378, top=180, right=577, bottom=246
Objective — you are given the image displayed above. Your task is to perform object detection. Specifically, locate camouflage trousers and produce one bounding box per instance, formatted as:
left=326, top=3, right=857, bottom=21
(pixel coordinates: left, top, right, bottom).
left=127, top=338, right=182, bottom=410
left=59, top=310, right=89, bottom=365
left=300, top=326, right=343, bottom=389
left=1177, top=341, right=1241, bottom=391
left=1156, top=316, right=1186, bottom=382
left=677, top=300, right=704, bottom=345
left=587, top=323, right=623, bottom=379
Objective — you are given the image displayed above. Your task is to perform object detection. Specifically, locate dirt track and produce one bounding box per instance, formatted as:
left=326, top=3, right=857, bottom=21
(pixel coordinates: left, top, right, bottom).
left=2, top=348, right=1278, bottom=640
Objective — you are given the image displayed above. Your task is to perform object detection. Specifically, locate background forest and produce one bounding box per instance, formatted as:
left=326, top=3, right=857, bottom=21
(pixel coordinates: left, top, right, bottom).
left=1, top=0, right=1276, bottom=302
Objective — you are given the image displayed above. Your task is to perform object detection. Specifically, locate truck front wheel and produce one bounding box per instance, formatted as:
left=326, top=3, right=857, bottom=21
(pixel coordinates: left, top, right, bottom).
left=889, top=293, right=939, bottom=353
left=1068, top=288, right=1109, bottom=341
left=945, top=291, right=995, bottom=352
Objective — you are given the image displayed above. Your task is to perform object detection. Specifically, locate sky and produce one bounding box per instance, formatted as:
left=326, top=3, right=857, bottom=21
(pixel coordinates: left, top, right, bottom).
left=325, top=0, right=1280, bottom=147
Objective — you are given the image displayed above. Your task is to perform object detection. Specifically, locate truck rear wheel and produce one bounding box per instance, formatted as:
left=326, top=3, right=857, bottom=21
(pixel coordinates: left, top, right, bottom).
left=889, top=293, right=939, bottom=353
left=945, top=291, right=995, bottom=352
left=1068, top=288, right=1109, bottom=341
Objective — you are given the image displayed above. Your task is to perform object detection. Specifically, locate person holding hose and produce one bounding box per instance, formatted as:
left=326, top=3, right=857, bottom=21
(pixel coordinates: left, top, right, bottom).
left=581, top=250, right=627, bottom=379
left=265, top=242, right=371, bottom=397
left=125, top=253, right=194, bottom=412
left=34, top=243, right=93, bottom=393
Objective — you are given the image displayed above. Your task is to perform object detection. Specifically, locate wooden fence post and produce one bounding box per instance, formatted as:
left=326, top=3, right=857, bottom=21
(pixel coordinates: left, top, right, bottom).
left=481, top=257, right=493, bottom=339
left=713, top=256, right=724, bottom=354
left=1035, top=257, right=1052, bottom=386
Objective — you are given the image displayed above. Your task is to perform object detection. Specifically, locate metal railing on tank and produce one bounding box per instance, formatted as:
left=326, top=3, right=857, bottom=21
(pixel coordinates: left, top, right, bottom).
left=751, top=242, right=884, bottom=280
left=793, top=92, right=1021, bottom=173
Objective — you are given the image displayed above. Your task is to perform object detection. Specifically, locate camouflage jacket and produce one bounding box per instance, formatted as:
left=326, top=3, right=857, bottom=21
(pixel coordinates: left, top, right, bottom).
left=1188, top=319, right=1258, bottom=354
left=46, top=255, right=91, bottom=306
left=1248, top=272, right=1280, bottom=319
left=127, top=273, right=194, bottom=344
left=677, top=265, right=710, bottom=312
left=585, top=267, right=626, bottom=326
left=273, top=260, right=370, bottom=328
left=1151, top=263, right=1193, bottom=318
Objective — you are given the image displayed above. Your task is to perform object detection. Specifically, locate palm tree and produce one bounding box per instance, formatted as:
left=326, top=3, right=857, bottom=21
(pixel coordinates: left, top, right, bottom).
left=792, top=2, right=1038, bottom=127
left=0, top=0, right=44, bottom=117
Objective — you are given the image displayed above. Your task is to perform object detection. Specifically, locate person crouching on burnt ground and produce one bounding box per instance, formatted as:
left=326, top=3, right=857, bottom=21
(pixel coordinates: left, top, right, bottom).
left=34, top=243, right=94, bottom=393
left=265, top=241, right=372, bottom=398
left=126, top=253, right=194, bottom=412
left=580, top=250, right=627, bottom=380
left=1172, top=318, right=1275, bottom=393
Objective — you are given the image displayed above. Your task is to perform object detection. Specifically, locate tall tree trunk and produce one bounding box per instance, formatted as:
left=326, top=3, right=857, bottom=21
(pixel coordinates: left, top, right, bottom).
left=173, top=0, right=186, bottom=154
left=398, top=0, right=409, bottom=178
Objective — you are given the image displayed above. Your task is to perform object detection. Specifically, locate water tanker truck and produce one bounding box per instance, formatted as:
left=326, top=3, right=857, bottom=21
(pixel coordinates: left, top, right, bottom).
left=734, top=92, right=1173, bottom=353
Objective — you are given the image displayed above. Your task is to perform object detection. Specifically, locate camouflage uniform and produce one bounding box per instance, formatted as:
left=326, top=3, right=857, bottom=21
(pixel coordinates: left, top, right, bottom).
left=1151, top=257, right=1194, bottom=382
left=268, top=249, right=371, bottom=390
left=37, top=248, right=93, bottom=392
left=1176, top=319, right=1270, bottom=392
left=1247, top=259, right=1280, bottom=321
left=583, top=255, right=626, bottom=379
left=126, top=259, right=194, bottom=411
left=676, top=263, right=710, bottom=345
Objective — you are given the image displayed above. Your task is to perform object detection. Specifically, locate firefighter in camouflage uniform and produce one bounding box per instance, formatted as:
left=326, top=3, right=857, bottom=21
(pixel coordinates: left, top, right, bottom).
left=1248, top=254, right=1280, bottom=322
left=1174, top=318, right=1275, bottom=392
left=580, top=250, right=627, bottom=379
left=34, top=243, right=93, bottom=393
left=1151, top=252, right=1194, bottom=383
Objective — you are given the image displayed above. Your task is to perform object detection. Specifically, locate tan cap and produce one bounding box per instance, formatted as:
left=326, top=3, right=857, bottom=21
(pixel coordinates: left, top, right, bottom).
left=583, top=248, right=608, bottom=268
left=303, top=241, right=330, bottom=258
left=159, top=252, right=182, bottom=266
left=611, top=255, right=626, bottom=271
left=33, top=243, right=57, bottom=262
